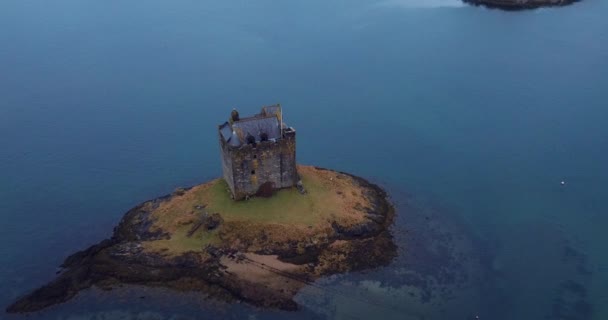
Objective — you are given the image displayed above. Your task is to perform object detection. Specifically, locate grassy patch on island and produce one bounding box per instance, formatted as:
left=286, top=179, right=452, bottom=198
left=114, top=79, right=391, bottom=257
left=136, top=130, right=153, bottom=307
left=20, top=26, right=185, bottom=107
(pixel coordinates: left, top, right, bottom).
left=141, top=165, right=371, bottom=255
left=203, top=177, right=317, bottom=225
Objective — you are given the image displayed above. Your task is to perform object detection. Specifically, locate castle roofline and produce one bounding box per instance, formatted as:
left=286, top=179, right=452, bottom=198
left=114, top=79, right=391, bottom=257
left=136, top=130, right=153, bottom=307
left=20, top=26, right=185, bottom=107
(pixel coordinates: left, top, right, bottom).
left=219, top=104, right=288, bottom=147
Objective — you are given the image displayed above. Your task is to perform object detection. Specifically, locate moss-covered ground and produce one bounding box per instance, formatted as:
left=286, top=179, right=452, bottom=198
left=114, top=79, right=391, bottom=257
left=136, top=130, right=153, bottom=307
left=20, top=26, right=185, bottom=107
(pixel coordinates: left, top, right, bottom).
left=141, top=165, right=370, bottom=255
left=6, top=166, right=395, bottom=314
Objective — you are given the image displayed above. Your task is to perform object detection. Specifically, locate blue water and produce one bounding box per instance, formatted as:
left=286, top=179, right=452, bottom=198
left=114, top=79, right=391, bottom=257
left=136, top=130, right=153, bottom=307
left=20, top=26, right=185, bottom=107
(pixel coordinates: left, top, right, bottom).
left=1, top=0, right=607, bottom=319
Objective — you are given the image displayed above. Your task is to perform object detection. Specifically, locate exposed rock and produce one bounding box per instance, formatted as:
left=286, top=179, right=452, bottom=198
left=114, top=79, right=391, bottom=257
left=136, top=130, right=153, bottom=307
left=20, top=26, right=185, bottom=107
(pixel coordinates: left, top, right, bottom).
left=203, top=213, right=223, bottom=230
left=6, top=167, right=396, bottom=314
left=296, top=180, right=307, bottom=195
left=186, top=212, right=223, bottom=237
left=331, top=219, right=382, bottom=239
left=462, top=0, right=580, bottom=10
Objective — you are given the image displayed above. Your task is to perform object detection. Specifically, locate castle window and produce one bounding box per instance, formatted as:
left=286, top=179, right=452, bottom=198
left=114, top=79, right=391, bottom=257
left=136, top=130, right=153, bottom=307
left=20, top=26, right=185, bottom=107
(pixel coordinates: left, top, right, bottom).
left=251, top=170, right=255, bottom=175
left=246, top=134, right=256, bottom=145
left=260, top=132, right=269, bottom=142
left=253, top=154, right=257, bottom=159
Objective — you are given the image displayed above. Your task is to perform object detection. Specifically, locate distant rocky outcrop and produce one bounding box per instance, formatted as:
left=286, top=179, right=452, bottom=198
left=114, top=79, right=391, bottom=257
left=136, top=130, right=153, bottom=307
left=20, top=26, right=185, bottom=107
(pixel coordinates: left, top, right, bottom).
left=463, top=0, right=579, bottom=10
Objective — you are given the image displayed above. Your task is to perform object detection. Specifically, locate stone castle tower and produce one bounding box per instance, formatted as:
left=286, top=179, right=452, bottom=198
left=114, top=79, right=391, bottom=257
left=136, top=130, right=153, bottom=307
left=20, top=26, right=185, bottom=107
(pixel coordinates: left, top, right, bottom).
left=218, top=104, right=297, bottom=200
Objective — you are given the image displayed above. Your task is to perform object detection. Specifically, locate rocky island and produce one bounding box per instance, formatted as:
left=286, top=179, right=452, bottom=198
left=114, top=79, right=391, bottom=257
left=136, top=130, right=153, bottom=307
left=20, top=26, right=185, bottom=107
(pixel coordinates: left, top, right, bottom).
left=463, top=0, right=579, bottom=10
left=6, top=165, right=395, bottom=313
left=7, top=105, right=397, bottom=313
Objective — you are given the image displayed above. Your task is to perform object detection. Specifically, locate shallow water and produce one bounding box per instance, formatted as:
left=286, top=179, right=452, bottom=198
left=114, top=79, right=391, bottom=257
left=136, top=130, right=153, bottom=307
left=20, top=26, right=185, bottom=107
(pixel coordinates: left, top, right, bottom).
left=1, top=0, right=607, bottom=319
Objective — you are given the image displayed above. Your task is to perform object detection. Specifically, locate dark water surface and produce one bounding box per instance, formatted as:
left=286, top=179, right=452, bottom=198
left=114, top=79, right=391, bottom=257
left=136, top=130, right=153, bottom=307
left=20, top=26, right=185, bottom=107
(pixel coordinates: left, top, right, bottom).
left=1, top=0, right=607, bottom=319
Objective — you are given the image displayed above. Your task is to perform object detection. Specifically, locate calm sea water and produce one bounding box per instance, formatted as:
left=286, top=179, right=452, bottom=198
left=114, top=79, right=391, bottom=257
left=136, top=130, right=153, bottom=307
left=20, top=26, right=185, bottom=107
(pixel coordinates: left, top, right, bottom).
left=1, top=0, right=607, bottom=319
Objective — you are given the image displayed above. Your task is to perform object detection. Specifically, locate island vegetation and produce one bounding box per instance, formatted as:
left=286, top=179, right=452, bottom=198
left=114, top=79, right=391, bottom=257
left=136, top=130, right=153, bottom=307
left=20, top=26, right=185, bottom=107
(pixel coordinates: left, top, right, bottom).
left=7, top=165, right=396, bottom=313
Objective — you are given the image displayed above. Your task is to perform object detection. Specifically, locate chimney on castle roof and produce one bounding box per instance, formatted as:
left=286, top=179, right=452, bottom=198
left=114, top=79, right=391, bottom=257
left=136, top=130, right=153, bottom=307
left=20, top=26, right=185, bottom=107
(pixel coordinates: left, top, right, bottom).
left=231, top=109, right=240, bottom=122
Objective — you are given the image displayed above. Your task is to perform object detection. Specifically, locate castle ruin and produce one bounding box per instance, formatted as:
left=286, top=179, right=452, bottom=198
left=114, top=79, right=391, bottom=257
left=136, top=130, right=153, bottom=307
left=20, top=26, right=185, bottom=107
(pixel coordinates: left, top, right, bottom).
left=218, top=104, right=298, bottom=200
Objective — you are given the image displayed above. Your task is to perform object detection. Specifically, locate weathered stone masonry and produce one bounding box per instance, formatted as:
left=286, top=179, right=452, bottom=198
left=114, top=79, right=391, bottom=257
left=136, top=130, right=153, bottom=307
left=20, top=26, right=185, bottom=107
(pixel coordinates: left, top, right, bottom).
left=218, top=105, right=298, bottom=200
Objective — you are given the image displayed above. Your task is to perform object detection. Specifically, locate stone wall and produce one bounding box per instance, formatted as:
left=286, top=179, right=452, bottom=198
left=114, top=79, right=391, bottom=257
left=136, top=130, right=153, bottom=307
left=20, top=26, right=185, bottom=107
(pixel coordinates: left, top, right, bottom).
left=219, top=129, right=297, bottom=200
left=218, top=132, right=235, bottom=194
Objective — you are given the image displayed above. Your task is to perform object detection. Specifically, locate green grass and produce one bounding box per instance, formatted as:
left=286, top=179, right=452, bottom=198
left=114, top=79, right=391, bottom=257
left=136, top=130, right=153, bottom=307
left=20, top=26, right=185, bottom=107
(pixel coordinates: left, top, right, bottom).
left=144, top=225, right=220, bottom=255
left=204, top=177, right=320, bottom=225
left=143, top=166, right=365, bottom=254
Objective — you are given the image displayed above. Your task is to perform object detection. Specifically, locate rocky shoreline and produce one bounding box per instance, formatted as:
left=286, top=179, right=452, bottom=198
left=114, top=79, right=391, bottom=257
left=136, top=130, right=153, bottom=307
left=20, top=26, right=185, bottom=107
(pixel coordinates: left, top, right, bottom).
left=6, top=167, right=396, bottom=313
left=463, top=0, right=579, bottom=10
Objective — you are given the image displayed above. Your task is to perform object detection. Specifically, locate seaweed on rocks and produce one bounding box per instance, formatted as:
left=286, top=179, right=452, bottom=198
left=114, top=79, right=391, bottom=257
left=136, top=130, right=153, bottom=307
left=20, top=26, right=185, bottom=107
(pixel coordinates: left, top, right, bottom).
left=6, top=168, right=397, bottom=314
